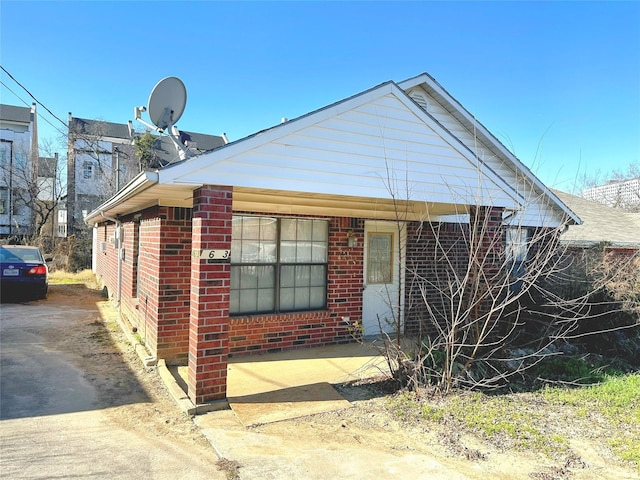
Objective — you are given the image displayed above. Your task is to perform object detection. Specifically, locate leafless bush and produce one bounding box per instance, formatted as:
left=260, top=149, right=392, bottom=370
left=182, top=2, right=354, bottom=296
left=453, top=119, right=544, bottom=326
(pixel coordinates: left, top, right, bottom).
left=366, top=153, right=638, bottom=393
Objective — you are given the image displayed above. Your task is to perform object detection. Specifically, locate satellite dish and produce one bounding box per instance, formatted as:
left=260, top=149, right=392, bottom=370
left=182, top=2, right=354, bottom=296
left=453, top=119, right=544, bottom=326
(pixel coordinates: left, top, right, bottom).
left=147, top=77, right=187, bottom=131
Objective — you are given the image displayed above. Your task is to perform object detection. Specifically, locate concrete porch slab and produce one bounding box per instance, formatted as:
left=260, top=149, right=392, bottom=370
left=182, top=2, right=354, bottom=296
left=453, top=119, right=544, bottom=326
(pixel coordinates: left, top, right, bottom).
left=228, top=342, right=388, bottom=396
left=225, top=342, right=387, bottom=425
left=170, top=342, right=388, bottom=423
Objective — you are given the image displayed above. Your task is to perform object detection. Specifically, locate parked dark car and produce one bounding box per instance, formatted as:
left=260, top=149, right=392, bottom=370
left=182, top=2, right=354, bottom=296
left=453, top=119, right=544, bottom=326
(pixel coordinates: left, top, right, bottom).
left=0, top=245, right=49, bottom=300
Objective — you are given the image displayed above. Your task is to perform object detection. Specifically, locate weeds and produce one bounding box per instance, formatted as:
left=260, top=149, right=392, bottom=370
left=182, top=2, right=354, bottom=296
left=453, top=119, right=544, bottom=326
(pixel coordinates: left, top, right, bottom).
left=49, top=269, right=100, bottom=289
left=386, top=370, right=639, bottom=469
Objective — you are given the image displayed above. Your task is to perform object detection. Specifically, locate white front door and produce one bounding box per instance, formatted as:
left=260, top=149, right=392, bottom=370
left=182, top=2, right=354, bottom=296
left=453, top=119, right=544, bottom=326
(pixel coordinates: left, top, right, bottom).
left=362, top=220, right=404, bottom=337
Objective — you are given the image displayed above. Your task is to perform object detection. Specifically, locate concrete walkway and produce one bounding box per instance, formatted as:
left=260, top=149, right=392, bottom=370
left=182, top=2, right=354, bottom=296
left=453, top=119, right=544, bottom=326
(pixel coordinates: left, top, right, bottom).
left=225, top=343, right=389, bottom=425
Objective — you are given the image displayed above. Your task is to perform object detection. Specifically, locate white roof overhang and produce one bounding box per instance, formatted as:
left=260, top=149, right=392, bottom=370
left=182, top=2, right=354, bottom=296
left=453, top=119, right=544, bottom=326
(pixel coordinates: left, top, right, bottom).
left=398, top=73, right=581, bottom=225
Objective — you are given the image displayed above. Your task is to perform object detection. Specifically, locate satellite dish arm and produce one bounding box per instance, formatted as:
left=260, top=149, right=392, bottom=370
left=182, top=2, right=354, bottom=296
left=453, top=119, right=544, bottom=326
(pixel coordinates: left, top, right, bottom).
left=134, top=105, right=192, bottom=160
left=167, top=125, right=192, bottom=160
left=134, top=106, right=160, bottom=132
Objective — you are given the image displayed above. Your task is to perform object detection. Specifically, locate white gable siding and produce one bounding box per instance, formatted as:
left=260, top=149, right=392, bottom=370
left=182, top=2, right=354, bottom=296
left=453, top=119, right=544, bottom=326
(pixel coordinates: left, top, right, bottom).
left=406, top=87, right=566, bottom=227
left=169, top=92, right=520, bottom=212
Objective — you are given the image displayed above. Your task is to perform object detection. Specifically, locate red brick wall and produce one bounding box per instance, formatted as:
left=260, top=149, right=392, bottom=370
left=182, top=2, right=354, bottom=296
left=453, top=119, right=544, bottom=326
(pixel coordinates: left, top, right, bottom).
left=134, top=214, right=162, bottom=355
left=109, top=207, right=194, bottom=364
left=403, top=207, right=505, bottom=337
left=94, top=209, right=368, bottom=362
left=404, top=220, right=470, bottom=336
left=155, top=208, right=193, bottom=363
left=188, top=186, right=233, bottom=403
left=228, top=216, right=363, bottom=355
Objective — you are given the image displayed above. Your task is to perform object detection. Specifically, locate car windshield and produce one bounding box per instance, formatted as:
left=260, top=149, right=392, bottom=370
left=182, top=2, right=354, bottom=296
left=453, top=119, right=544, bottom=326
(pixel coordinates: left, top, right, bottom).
left=0, top=247, right=43, bottom=263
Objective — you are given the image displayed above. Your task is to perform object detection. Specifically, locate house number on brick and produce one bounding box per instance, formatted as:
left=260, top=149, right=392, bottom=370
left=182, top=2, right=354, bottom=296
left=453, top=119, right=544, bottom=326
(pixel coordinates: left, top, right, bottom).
left=192, top=249, right=231, bottom=260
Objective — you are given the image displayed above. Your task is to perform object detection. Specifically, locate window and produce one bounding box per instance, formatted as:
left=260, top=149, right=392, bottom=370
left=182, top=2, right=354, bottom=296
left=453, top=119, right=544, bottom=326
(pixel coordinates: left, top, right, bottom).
left=14, top=152, right=27, bottom=170
left=0, top=143, right=9, bottom=166
left=12, top=188, right=26, bottom=215
left=506, top=228, right=529, bottom=265
left=0, top=188, right=7, bottom=214
left=505, top=228, right=529, bottom=291
left=230, top=216, right=328, bottom=315
left=367, top=233, right=393, bottom=284
left=83, top=162, right=94, bottom=179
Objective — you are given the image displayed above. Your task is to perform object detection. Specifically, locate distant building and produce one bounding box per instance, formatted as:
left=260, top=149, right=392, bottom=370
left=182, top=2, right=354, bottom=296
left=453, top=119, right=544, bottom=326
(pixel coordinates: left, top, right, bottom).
left=583, top=178, right=640, bottom=211
left=36, top=155, right=59, bottom=238
left=0, top=103, right=39, bottom=238
left=65, top=115, right=227, bottom=236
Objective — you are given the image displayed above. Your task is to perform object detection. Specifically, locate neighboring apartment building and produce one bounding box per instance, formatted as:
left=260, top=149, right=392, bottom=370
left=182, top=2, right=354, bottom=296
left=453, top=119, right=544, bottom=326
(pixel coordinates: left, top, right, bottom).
left=0, top=103, right=39, bottom=238
left=36, top=154, right=59, bottom=238
left=583, top=178, right=640, bottom=211
left=65, top=115, right=227, bottom=236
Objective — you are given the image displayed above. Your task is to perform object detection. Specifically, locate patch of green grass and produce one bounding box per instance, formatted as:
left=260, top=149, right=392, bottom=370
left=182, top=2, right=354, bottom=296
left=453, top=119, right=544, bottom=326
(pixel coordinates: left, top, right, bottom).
left=542, top=373, right=640, bottom=467
left=89, top=329, right=109, bottom=344
left=387, top=392, right=418, bottom=421
left=421, top=404, right=445, bottom=422
left=541, top=374, right=639, bottom=421
left=444, top=393, right=567, bottom=454
left=133, top=332, right=145, bottom=346
left=387, top=374, right=640, bottom=468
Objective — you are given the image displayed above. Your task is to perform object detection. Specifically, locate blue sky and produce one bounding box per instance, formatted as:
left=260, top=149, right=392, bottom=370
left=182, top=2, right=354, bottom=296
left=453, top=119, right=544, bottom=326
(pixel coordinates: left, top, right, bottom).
left=1, top=1, right=639, bottom=192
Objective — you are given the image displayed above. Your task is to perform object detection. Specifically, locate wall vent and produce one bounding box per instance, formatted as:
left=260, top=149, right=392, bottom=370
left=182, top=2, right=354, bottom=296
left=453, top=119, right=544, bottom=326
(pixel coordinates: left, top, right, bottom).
left=409, top=90, right=429, bottom=112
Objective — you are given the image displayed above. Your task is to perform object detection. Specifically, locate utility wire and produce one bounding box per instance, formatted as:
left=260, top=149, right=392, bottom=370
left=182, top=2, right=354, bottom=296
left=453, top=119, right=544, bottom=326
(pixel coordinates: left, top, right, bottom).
left=1, top=65, right=68, bottom=130
left=0, top=80, right=68, bottom=138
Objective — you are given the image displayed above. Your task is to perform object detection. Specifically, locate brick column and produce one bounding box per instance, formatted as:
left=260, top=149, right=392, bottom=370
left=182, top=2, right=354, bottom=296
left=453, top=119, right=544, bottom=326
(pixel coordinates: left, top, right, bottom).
left=187, top=186, right=232, bottom=404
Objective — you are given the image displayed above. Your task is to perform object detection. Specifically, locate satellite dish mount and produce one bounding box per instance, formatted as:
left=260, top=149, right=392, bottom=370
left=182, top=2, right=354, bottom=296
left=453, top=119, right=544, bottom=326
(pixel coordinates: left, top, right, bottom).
left=134, top=76, right=192, bottom=161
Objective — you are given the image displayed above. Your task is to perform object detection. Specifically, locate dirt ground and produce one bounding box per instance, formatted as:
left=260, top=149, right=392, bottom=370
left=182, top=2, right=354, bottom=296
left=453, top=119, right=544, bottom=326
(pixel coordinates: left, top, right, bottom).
left=208, top=382, right=639, bottom=480
left=40, top=282, right=639, bottom=480
left=0, top=283, right=226, bottom=479
left=43, top=284, right=213, bottom=449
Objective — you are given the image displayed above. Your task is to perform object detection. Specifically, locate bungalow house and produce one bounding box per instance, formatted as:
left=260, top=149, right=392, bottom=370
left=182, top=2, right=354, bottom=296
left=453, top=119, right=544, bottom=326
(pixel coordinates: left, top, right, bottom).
left=85, top=73, right=580, bottom=405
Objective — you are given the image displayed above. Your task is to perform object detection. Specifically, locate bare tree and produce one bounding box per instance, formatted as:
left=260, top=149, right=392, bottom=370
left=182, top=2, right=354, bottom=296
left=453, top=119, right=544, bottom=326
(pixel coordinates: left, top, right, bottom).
left=0, top=137, right=65, bottom=246
left=365, top=157, right=638, bottom=394
left=67, top=118, right=139, bottom=237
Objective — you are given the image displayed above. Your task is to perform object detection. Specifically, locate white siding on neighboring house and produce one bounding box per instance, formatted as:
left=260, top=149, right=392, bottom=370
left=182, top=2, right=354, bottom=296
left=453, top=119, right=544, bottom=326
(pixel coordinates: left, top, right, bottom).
left=404, top=86, right=567, bottom=227
left=37, top=177, right=55, bottom=201
left=0, top=130, right=34, bottom=235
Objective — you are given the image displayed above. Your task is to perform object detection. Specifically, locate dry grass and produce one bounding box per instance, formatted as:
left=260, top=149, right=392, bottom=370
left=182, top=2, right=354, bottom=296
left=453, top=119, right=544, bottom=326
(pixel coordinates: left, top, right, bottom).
left=49, top=269, right=101, bottom=289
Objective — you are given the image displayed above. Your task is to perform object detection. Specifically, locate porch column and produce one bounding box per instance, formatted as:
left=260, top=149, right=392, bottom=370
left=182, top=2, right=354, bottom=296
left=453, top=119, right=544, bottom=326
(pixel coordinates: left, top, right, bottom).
left=188, top=185, right=233, bottom=404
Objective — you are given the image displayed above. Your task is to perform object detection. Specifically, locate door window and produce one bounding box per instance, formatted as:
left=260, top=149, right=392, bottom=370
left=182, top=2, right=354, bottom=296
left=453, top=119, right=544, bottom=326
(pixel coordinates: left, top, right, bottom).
left=367, top=233, right=393, bottom=284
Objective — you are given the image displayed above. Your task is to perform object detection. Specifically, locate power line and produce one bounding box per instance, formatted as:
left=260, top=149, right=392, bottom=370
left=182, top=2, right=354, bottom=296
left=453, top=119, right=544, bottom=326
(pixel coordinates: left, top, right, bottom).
left=1, top=65, right=68, bottom=130
left=0, top=80, right=68, bottom=138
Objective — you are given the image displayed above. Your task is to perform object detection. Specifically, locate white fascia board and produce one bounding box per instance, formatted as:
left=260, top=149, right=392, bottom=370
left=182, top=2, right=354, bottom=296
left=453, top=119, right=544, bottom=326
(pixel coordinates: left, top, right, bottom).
left=398, top=73, right=581, bottom=225
left=84, top=170, right=159, bottom=224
